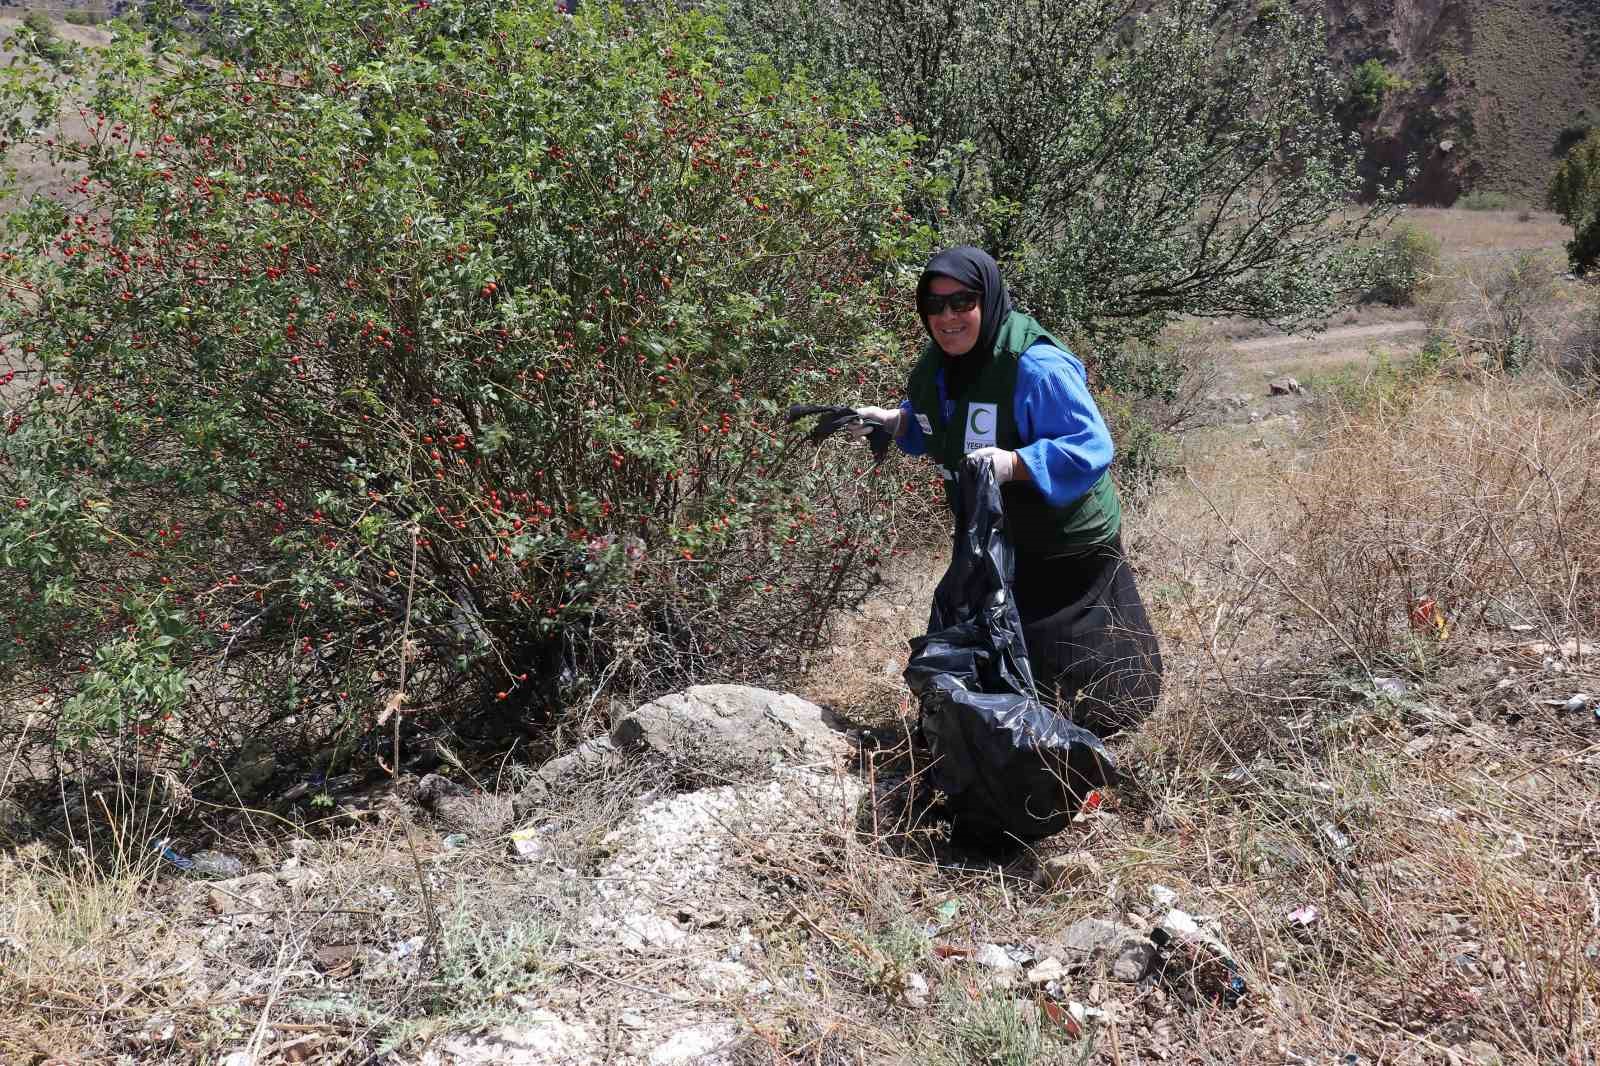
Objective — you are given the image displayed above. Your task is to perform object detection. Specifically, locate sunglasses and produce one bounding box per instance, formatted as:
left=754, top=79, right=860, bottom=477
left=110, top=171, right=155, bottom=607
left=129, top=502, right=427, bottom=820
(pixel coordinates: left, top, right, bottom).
left=921, top=289, right=980, bottom=316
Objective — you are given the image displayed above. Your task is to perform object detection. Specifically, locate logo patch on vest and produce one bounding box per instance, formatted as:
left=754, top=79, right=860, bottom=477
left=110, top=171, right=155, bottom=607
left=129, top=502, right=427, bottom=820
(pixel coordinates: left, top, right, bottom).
left=963, top=402, right=998, bottom=451
left=915, top=413, right=932, bottom=434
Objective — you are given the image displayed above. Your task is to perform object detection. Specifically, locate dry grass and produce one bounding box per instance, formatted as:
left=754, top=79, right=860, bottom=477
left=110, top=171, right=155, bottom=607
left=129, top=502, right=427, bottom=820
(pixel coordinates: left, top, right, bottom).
left=4, top=222, right=1598, bottom=1065
left=4, top=366, right=1598, bottom=1062
left=1288, top=378, right=1600, bottom=658
left=1402, top=208, right=1573, bottom=263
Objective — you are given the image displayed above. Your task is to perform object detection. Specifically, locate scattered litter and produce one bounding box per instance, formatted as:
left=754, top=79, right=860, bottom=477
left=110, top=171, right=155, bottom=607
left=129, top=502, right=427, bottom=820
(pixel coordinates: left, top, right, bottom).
left=281, top=773, right=357, bottom=803
left=1040, top=999, right=1111, bottom=1038
left=1153, top=909, right=1246, bottom=1007
left=1373, top=676, right=1409, bottom=698
left=1287, top=904, right=1319, bottom=928
left=189, top=850, right=244, bottom=878
left=1556, top=693, right=1591, bottom=713
left=1408, top=598, right=1450, bottom=640
left=390, top=935, right=427, bottom=960
left=441, top=832, right=469, bottom=849
left=1149, top=884, right=1180, bottom=909
left=151, top=838, right=193, bottom=871
left=133, top=1014, right=176, bottom=1044
left=1498, top=831, right=1528, bottom=859
left=1317, top=821, right=1353, bottom=856
left=509, top=825, right=545, bottom=859
left=151, top=840, right=248, bottom=879
left=973, top=942, right=1030, bottom=971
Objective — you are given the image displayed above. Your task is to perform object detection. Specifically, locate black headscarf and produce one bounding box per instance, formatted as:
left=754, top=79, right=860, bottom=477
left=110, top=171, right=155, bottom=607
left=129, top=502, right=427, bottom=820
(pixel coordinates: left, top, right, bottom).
left=916, top=246, right=1013, bottom=399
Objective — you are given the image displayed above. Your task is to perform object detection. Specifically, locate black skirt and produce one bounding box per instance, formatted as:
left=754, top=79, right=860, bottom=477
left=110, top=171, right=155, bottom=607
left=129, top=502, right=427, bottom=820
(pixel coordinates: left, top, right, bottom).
left=1013, top=536, right=1163, bottom=738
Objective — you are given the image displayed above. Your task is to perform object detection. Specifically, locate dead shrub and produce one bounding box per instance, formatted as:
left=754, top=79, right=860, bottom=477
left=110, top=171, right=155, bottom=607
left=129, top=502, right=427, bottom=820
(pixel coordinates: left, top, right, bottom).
left=1282, top=382, right=1599, bottom=660
left=1424, top=251, right=1564, bottom=373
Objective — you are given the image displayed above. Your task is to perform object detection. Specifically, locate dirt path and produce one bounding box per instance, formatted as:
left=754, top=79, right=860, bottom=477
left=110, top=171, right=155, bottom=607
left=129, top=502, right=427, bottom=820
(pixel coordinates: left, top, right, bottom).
left=1233, top=319, right=1427, bottom=354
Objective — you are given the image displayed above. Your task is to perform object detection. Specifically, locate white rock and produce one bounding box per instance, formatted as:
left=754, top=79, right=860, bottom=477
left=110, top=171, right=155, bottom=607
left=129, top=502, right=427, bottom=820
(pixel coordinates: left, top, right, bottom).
left=901, top=972, right=930, bottom=1008
left=1035, top=851, right=1103, bottom=889
left=648, top=1022, right=739, bottom=1065
left=974, top=943, right=1023, bottom=971
left=1028, top=957, right=1066, bottom=984
left=441, top=1014, right=596, bottom=1065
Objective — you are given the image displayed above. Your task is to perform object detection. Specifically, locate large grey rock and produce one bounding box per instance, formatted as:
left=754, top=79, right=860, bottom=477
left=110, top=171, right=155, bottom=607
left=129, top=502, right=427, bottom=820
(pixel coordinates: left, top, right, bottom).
left=1041, top=918, right=1157, bottom=982
left=610, top=685, right=851, bottom=772
left=514, top=686, right=851, bottom=822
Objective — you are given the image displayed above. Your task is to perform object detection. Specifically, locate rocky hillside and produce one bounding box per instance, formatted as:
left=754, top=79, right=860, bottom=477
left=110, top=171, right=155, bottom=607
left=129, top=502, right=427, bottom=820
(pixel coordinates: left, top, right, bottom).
left=1322, top=0, right=1600, bottom=205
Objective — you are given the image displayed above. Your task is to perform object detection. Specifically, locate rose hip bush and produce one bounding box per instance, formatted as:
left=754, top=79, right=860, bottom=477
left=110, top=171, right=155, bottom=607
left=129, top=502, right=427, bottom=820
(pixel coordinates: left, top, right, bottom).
left=0, top=1, right=932, bottom=770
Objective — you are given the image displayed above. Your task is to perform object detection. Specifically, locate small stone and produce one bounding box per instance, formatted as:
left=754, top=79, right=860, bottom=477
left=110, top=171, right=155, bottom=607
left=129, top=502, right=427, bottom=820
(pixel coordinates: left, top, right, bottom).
left=1044, top=918, right=1157, bottom=982
left=649, top=1023, right=738, bottom=1065
left=901, top=971, right=930, bottom=1008
left=614, top=911, right=688, bottom=951
left=206, top=873, right=278, bottom=922
left=1027, top=957, right=1066, bottom=984
left=1036, top=851, right=1103, bottom=889
left=1405, top=734, right=1439, bottom=757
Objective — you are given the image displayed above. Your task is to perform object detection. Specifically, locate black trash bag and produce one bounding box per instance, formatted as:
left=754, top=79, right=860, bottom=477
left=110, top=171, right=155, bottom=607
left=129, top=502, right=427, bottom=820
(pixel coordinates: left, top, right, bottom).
left=903, top=456, right=1117, bottom=851
left=785, top=404, right=893, bottom=464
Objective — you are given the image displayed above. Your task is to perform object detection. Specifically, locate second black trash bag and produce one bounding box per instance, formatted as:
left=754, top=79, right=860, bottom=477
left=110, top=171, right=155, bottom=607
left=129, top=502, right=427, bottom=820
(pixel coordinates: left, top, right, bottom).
left=903, top=456, right=1117, bottom=851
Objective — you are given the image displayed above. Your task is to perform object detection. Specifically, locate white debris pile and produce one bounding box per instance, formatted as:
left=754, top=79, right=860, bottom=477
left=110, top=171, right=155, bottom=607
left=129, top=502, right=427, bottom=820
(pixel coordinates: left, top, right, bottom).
left=441, top=768, right=862, bottom=1066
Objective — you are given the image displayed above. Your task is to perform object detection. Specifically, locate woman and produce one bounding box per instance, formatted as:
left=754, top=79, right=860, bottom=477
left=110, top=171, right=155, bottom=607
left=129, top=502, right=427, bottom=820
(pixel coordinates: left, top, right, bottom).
left=853, top=246, right=1162, bottom=737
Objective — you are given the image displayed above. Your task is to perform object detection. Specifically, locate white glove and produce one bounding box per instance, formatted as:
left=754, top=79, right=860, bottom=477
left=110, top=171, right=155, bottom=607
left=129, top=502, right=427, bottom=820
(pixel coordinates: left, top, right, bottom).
left=965, top=446, right=1023, bottom=483
left=848, top=405, right=904, bottom=439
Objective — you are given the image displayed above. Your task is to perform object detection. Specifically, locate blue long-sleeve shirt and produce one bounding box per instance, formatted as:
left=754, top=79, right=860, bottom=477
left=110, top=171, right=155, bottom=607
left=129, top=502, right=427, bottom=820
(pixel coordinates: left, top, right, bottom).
left=894, top=342, right=1113, bottom=508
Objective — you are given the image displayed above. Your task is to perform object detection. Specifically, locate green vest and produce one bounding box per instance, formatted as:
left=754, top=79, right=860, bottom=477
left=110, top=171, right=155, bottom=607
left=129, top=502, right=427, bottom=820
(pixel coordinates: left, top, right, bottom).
left=906, top=311, right=1121, bottom=558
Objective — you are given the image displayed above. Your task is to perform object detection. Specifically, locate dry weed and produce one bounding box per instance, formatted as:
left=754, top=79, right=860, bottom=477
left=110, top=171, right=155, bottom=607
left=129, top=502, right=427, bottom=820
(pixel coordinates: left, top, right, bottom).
left=1285, top=379, right=1599, bottom=660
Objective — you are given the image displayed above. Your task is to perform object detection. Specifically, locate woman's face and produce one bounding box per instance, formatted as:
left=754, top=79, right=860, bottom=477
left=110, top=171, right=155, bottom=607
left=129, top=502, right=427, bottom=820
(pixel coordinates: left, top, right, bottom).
left=925, top=275, right=981, bottom=357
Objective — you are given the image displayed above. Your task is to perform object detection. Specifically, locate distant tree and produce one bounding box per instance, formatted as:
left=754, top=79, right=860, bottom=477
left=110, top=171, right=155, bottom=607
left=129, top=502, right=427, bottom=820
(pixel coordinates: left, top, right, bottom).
left=1348, top=59, right=1408, bottom=118
left=720, top=0, right=1397, bottom=342
left=1367, top=222, right=1442, bottom=306
left=1549, top=129, right=1600, bottom=273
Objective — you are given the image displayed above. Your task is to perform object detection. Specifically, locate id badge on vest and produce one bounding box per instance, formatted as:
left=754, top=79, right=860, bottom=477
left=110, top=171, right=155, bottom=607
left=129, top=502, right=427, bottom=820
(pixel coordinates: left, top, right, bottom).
left=963, top=402, right=999, bottom=452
